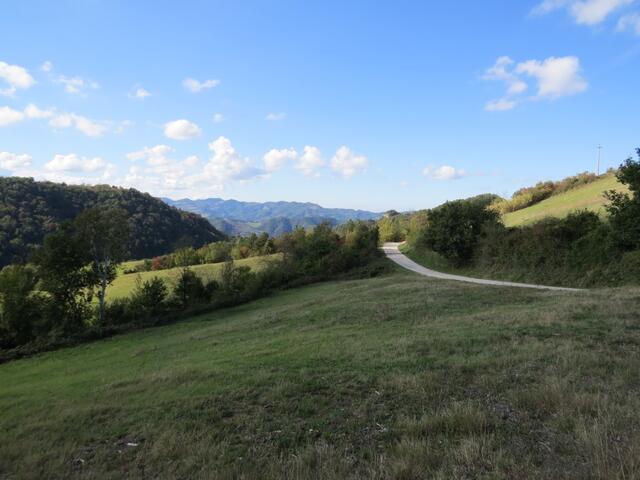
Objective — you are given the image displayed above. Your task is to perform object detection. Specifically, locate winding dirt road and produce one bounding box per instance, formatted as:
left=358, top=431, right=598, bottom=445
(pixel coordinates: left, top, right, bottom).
left=382, top=242, right=584, bottom=292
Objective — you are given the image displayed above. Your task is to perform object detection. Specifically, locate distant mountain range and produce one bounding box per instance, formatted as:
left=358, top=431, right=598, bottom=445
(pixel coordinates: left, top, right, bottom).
left=162, top=197, right=382, bottom=236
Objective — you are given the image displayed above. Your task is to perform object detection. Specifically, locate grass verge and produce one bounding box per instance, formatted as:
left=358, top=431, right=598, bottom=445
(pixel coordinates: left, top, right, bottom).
left=2, top=266, right=640, bottom=478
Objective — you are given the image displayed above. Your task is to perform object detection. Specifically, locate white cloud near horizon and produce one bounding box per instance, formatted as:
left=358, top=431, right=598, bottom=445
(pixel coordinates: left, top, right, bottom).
left=296, top=146, right=325, bottom=176
left=483, top=55, right=587, bottom=111
left=0, top=60, right=35, bottom=97
left=164, top=119, right=201, bottom=140
left=533, top=0, right=634, bottom=25
left=263, top=147, right=298, bottom=172
left=183, top=77, right=220, bottom=93
left=330, top=146, right=368, bottom=179
left=422, top=165, right=467, bottom=180
left=0, top=151, right=32, bottom=171
left=45, top=153, right=108, bottom=172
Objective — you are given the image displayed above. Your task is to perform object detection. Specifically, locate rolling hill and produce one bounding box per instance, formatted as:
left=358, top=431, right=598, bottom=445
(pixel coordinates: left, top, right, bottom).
left=502, top=173, right=629, bottom=227
left=163, top=197, right=382, bottom=236
left=2, top=269, right=639, bottom=478
left=0, top=177, right=225, bottom=267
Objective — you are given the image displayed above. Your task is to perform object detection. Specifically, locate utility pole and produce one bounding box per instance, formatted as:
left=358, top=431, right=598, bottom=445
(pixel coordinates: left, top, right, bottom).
left=596, top=145, right=603, bottom=176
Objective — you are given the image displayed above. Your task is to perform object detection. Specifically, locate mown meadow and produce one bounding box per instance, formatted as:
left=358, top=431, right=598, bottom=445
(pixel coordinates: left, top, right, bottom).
left=2, top=267, right=640, bottom=479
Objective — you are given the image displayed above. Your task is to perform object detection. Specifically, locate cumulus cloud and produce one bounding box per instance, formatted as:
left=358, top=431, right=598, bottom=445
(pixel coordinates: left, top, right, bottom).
left=213, top=113, right=224, bottom=123
left=0, top=151, right=32, bottom=171
left=55, top=75, right=99, bottom=95
left=617, top=12, right=640, bottom=33
left=41, top=61, right=53, bottom=72
left=129, top=87, right=151, bottom=100
left=126, top=144, right=173, bottom=165
left=24, top=103, right=54, bottom=119
left=263, top=147, right=298, bottom=172
left=200, top=136, right=264, bottom=183
left=0, top=106, right=25, bottom=126
left=483, top=55, right=587, bottom=111
left=49, top=112, right=108, bottom=137
left=0, top=60, right=35, bottom=96
left=533, top=0, right=633, bottom=25
left=183, top=77, right=220, bottom=93
left=266, top=112, right=287, bottom=121
left=330, top=146, right=368, bottom=179
left=422, top=165, right=467, bottom=180
left=164, top=119, right=201, bottom=140
left=45, top=154, right=108, bottom=172
left=296, top=146, right=325, bottom=176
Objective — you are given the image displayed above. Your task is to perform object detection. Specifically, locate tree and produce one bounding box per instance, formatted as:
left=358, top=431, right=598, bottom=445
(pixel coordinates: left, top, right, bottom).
left=32, top=222, right=94, bottom=335
left=74, top=208, right=131, bottom=325
left=0, top=265, right=44, bottom=348
left=420, top=196, right=501, bottom=266
left=606, top=149, right=640, bottom=250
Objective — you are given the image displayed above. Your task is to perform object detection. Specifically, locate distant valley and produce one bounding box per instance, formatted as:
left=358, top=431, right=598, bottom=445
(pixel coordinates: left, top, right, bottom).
left=162, top=197, right=382, bottom=236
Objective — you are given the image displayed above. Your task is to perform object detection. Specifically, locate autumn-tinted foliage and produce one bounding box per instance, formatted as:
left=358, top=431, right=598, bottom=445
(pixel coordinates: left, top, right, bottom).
left=0, top=177, right=225, bottom=267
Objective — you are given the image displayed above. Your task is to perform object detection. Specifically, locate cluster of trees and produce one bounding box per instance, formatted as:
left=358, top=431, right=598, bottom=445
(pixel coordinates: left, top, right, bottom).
left=0, top=214, right=383, bottom=354
left=408, top=152, right=640, bottom=286
left=129, top=233, right=277, bottom=273
left=0, top=177, right=225, bottom=267
left=490, top=171, right=604, bottom=214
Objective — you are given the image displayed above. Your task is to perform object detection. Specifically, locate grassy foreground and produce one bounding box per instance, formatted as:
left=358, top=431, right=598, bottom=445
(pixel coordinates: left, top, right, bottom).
left=503, top=174, right=628, bottom=227
left=108, top=255, right=282, bottom=300
left=2, top=267, right=640, bottom=479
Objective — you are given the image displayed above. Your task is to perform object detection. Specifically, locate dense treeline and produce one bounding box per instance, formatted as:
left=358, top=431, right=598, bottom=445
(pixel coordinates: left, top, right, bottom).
left=405, top=151, right=640, bottom=287
left=0, top=216, right=384, bottom=357
left=489, top=171, right=606, bottom=214
left=0, top=177, right=225, bottom=267
left=130, top=233, right=277, bottom=273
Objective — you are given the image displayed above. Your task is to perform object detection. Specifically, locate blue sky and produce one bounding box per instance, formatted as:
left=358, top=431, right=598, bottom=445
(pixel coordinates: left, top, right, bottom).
left=1, top=0, right=639, bottom=211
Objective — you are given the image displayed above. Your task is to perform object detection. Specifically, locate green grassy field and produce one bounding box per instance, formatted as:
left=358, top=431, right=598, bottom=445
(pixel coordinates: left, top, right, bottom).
left=2, top=265, right=640, bottom=478
left=108, top=255, right=282, bottom=300
left=503, top=174, right=628, bottom=227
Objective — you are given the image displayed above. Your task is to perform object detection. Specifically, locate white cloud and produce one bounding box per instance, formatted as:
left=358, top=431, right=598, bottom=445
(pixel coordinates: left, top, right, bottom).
left=24, top=103, right=54, bottom=119
left=0, top=106, right=25, bottom=126
left=266, top=112, right=287, bottom=121
left=164, top=119, right=201, bottom=140
left=49, top=112, right=108, bottom=137
left=45, top=154, right=107, bottom=172
left=183, top=155, right=199, bottom=167
left=422, top=165, right=467, bottom=180
left=617, top=12, right=640, bottom=33
left=200, top=136, right=264, bottom=182
left=130, top=87, right=151, bottom=100
left=0, top=151, right=32, bottom=171
left=485, top=98, right=518, bottom=111
left=0, top=61, right=35, bottom=96
left=483, top=55, right=587, bottom=111
left=55, top=75, right=99, bottom=95
left=533, top=0, right=634, bottom=25
left=263, top=147, right=298, bottom=172
left=516, top=56, right=587, bottom=99
left=183, top=77, right=220, bottom=93
left=330, top=146, right=368, bottom=179
left=41, top=61, right=53, bottom=73
left=213, top=113, right=224, bottom=123
left=126, top=144, right=173, bottom=165
left=296, top=146, right=325, bottom=176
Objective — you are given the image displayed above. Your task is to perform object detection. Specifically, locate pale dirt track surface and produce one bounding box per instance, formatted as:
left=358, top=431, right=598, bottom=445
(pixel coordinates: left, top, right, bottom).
left=382, top=242, right=584, bottom=292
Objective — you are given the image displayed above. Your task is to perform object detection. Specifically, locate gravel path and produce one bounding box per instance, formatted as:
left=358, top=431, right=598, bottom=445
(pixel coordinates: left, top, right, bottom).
left=382, top=242, right=584, bottom=292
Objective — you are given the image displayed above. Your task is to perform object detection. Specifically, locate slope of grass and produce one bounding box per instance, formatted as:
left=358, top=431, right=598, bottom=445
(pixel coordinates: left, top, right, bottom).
left=108, top=254, right=282, bottom=300
left=503, top=174, right=628, bottom=227
left=2, top=267, right=640, bottom=478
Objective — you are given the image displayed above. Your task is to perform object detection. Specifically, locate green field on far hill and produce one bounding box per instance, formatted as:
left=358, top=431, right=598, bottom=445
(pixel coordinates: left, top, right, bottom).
left=503, top=174, right=628, bottom=227
left=2, top=267, right=640, bottom=478
left=108, top=255, right=282, bottom=300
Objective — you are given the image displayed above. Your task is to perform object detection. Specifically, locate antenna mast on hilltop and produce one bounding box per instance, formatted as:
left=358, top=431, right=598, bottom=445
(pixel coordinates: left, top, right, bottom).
left=596, top=145, right=603, bottom=176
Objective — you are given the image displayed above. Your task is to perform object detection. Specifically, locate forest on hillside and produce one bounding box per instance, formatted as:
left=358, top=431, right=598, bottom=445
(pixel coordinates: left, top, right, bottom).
left=0, top=177, right=225, bottom=267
